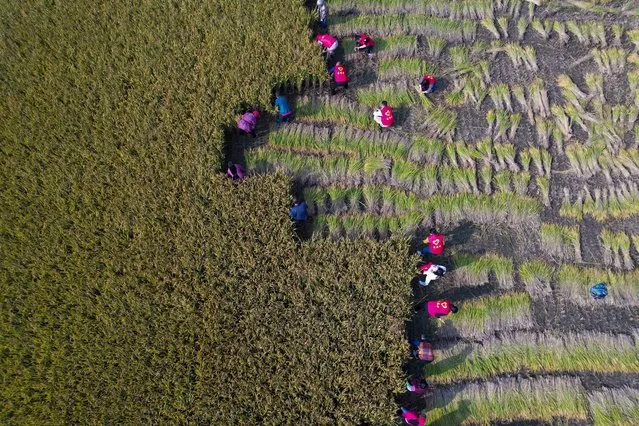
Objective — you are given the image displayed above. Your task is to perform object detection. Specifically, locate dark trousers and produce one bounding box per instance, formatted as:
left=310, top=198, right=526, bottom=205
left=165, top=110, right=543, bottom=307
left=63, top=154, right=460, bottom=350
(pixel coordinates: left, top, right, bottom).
left=277, top=113, right=293, bottom=123
left=331, top=81, right=348, bottom=95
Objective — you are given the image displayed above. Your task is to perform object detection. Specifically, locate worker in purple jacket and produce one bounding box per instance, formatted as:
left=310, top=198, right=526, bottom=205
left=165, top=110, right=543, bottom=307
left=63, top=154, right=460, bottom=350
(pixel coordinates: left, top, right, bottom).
left=226, top=162, right=245, bottom=181
left=237, top=110, right=259, bottom=137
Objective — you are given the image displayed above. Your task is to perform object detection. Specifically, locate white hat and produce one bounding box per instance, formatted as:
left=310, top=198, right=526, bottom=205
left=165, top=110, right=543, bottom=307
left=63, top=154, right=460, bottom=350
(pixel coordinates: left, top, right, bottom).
left=317, top=0, right=325, bottom=4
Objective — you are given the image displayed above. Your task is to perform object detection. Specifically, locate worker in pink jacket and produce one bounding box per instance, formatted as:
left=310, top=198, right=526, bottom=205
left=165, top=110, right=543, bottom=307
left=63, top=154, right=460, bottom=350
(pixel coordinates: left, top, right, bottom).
left=316, top=33, right=338, bottom=57
left=397, top=407, right=426, bottom=426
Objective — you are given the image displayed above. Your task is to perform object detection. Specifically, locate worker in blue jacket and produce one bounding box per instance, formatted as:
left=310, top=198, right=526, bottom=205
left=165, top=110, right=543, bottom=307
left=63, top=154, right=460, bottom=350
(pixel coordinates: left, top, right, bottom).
left=290, top=198, right=308, bottom=223
left=275, top=91, right=293, bottom=123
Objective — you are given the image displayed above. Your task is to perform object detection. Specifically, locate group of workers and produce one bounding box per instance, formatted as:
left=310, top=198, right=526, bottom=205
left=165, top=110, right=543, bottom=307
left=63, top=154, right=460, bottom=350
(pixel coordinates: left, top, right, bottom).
left=233, top=1, right=438, bottom=144
left=315, top=24, right=437, bottom=133
left=233, top=90, right=293, bottom=142
left=398, top=228, right=459, bottom=426
left=232, top=3, right=455, bottom=424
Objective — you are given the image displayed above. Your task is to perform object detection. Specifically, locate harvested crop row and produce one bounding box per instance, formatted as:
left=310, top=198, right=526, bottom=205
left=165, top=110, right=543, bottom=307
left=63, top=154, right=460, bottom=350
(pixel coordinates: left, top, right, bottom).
left=519, top=259, right=554, bottom=298
left=267, top=123, right=410, bottom=161
left=600, top=228, right=633, bottom=270
left=329, top=0, right=512, bottom=20
left=296, top=96, right=377, bottom=130
left=557, top=265, right=639, bottom=306
left=378, top=58, right=438, bottom=81
left=565, top=143, right=639, bottom=182
left=450, top=252, right=514, bottom=289
left=433, top=292, right=533, bottom=338
left=426, top=377, right=588, bottom=425
left=249, top=145, right=547, bottom=198
left=588, top=387, right=639, bottom=426
left=304, top=187, right=541, bottom=226
left=423, top=331, right=639, bottom=383
left=342, top=34, right=417, bottom=59
left=540, top=223, right=581, bottom=262
left=329, top=14, right=477, bottom=42
left=560, top=184, right=639, bottom=222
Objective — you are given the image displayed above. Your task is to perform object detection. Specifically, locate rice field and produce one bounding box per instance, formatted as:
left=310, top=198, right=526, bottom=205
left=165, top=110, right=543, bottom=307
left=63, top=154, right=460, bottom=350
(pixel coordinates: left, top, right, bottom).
left=241, top=0, right=639, bottom=422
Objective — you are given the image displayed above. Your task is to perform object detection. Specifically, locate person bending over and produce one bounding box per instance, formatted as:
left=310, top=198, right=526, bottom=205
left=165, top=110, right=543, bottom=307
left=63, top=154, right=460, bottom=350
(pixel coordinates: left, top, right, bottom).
left=415, top=299, right=458, bottom=317
left=417, top=262, right=447, bottom=286
left=373, top=101, right=394, bottom=130
left=329, top=61, right=349, bottom=95
left=355, top=32, right=374, bottom=56
left=420, top=74, right=437, bottom=95
left=417, top=227, right=444, bottom=256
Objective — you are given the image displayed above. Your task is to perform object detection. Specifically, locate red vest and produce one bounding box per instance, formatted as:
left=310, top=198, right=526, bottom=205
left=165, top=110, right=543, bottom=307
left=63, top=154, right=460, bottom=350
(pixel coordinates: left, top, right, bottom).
left=428, top=233, right=444, bottom=255
left=380, top=105, right=394, bottom=126
left=359, top=33, right=374, bottom=47
left=423, top=75, right=436, bottom=85
left=317, top=34, right=337, bottom=49
left=427, top=300, right=452, bottom=317
left=418, top=262, right=433, bottom=273
left=334, top=65, right=348, bottom=83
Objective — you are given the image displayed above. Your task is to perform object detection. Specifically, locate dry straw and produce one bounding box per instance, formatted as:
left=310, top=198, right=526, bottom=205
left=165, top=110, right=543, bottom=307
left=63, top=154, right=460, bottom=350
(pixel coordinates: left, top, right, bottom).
left=426, top=377, right=588, bottom=424
left=424, top=331, right=639, bottom=383
left=540, top=223, right=581, bottom=262
left=557, top=265, right=639, bottom=305
left=436, top=293, right=533, bottom=338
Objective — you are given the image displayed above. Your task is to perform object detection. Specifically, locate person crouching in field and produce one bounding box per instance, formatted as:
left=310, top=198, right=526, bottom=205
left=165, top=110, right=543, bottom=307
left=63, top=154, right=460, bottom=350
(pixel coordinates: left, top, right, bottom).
left=316, top=33, right=338, bottom=58
left=274, top=91, right=293, bottom=123
left=237, top=110, right=259, bottom=138
left=397, top=408, right=426, bottom=426
left=417, top=227, right=444, bottom=256
left=354, top=32, right=374, bottom=57
left=329, top=61, right=348, bottom=95
left=415, top=299, right=458, bottom=317
left=409, top=335, right=434, bottom=362
left=226, top=162, right=245, bottom=181
left=290, top=198, right=308, bottom=224
left=373, top=101, right=394, bottom=130
left=406, top=377, right=429, bottom=395
left=417, top=262, right=447, bottom=286
left=420, top=74, right=437, bottom=95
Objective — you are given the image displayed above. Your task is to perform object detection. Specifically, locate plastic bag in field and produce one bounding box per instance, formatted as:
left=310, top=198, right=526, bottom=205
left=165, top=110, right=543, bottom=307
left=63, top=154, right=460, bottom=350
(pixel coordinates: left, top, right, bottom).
left=590, top=282, right=608, bottom=299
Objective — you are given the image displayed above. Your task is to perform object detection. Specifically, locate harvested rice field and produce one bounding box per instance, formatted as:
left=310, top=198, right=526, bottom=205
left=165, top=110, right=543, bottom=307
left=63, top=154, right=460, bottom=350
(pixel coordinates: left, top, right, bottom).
left=235, top=0, right=639, bottom=423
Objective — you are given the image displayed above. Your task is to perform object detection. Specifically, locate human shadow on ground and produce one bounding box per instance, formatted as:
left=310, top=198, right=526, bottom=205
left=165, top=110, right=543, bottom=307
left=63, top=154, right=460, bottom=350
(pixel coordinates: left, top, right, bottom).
left=429, top=281, right=499, bottom=303
left=410, top=221, right=476, bottom=256
left=425, top=343, right=473, bottom=377
left=427, top=399, right=471, bottom=426
left=445, top=221, right=476, bottom=248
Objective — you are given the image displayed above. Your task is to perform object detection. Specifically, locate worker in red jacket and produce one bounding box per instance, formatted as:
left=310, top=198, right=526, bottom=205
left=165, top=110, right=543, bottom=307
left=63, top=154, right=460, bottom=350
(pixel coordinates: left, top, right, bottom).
left=329, top=61, right=348, bottom=95
left=373, top=101, right=394, bottom=130
left=417, top=262, right=447, bottom=286
left=415, top=299, right=458, bottom=317
left=354, top=32, right=374, bottom=56
left=420, top=74, right=437, bottom=95
left=417, top=227, right=444, bottom=256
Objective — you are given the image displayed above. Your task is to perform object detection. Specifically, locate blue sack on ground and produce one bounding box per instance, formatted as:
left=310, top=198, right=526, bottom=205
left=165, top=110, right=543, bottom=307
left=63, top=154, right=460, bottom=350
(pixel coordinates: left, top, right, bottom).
left=590, top=282, right=608, bottom=299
